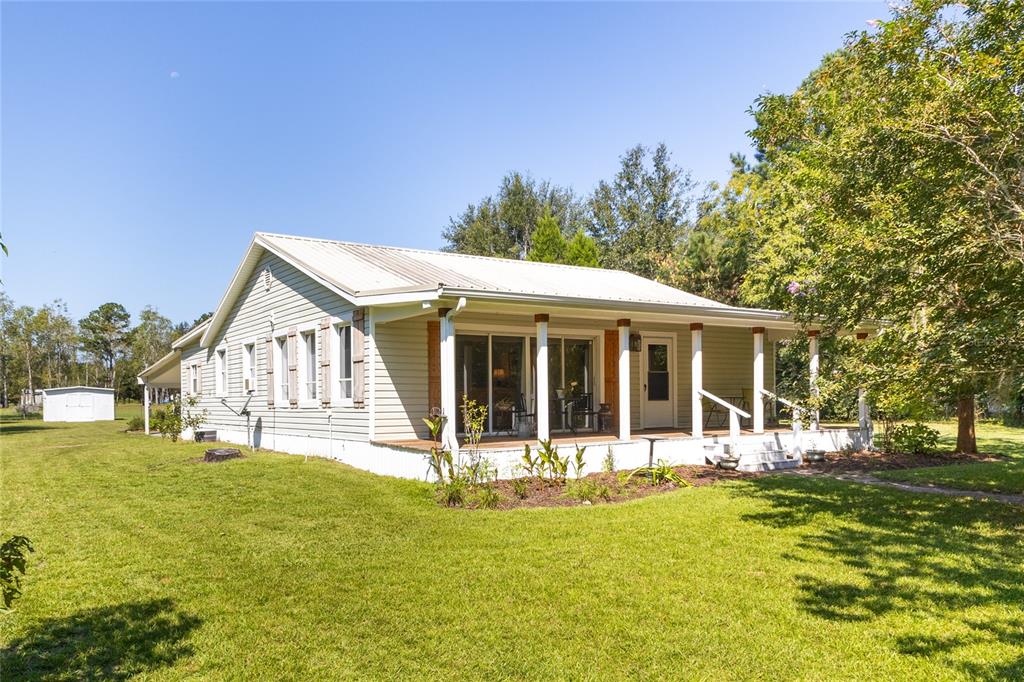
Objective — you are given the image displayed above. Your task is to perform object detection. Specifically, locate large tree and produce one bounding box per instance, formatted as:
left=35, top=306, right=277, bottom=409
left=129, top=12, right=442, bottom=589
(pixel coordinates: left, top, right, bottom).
left=442, top=173, right=586, bottom=259
left=588, top=143, right=695, bottom=280
left=742, top=0, right=1024, bottom=452
left=79, top=303, right=131, bottom=394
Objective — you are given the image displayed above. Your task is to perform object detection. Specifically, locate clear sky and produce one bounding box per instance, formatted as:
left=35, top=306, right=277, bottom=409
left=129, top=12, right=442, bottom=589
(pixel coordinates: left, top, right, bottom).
left=2, top=1, right=887, bottom=324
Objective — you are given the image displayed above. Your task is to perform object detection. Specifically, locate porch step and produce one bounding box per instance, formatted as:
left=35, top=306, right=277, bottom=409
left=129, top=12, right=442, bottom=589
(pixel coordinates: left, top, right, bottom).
left=707, top=448, right=801, bottom=472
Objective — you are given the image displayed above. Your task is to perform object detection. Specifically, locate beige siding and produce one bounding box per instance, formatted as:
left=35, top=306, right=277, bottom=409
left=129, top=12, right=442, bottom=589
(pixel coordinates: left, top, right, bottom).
left=366, top=309, right=775, bottom=437
left=374, top=316, right=431, bottom=440
left=180, top=252, right=369, bottom=443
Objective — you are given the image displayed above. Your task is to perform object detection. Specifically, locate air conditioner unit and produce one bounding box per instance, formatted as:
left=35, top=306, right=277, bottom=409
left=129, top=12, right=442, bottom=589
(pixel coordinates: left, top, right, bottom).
left=244, top=378, right=255, bottom=393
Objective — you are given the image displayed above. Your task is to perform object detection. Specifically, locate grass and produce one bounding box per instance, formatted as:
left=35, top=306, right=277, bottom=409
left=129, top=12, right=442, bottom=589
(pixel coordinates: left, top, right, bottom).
left=875, top=421, right=1024, bottom=495
left=1, top=410, right=1023, bottom=679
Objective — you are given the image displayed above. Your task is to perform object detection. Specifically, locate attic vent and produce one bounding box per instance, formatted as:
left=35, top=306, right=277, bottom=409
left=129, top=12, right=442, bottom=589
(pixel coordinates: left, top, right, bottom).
left=262, top=268, right=272, bottom=292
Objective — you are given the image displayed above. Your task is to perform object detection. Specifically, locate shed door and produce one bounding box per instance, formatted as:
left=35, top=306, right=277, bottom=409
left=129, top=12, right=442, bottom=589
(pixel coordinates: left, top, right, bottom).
left=66, top=393, right=94, bottom=422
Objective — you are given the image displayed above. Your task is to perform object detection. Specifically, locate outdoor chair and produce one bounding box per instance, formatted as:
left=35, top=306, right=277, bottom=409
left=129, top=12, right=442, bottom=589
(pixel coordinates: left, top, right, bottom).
left=512, top=393, right=536, bottom=437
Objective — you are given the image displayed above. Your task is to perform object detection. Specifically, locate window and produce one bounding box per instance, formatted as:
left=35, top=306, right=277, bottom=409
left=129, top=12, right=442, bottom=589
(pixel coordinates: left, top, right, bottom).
left=243, top=343, right=256, bottom=393
left=189, top=364, right=200, bottom=395
left=335, top=323, right=353, bottom=401
left=300, top=330, right=318, bottom=402
left=215, top=348, right=228, bottom=396
left=275, top=336, right=289, bottom=404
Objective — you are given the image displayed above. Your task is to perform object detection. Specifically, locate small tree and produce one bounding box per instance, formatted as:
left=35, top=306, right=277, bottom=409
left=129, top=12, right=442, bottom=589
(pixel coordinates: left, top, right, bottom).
left=526, top=210, right=567, bottom=263
left=564, top=230, right=600, bottom=267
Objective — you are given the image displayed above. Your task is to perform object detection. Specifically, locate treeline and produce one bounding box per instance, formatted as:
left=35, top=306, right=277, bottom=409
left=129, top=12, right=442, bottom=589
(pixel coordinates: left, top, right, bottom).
left=443, top=1, right=1024, bottom=446
left=0, top=293, right=209, bottom=405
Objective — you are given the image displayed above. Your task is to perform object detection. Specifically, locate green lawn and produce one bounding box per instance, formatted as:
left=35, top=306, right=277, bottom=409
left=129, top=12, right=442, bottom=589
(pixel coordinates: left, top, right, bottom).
left=875, top=421, right=1024, bottom=495
left=1, top=412, right=1023, bottom=679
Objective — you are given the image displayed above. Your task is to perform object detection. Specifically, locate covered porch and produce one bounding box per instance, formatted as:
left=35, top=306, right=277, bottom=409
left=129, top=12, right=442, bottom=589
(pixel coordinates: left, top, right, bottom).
left=373, top=297, right=874, bottom=468
left=137, top=349, right=183, bottom=434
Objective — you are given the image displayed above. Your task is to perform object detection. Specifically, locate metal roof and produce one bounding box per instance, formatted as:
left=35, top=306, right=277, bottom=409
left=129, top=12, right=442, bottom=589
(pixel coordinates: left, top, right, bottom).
left=256, top=232, right=733, bottom=308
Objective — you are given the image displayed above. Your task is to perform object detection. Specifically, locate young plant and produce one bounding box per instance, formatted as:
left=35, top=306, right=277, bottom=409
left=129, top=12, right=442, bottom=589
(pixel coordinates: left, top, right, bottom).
left=622, top=459, right=691, bottom=487
left=436, top=475, right=468, bottom=507
left=536, top=439, right=568, bottom=484
left=461, top=396, right=488, bottom=483
left=602, top=446, right=616, bottom=473
left=521, top=444, right=542, bottom=479
left=511, top=477, right=529, bottom=500
left=565, top=479, right=598, bottom=503
left=571, top=445, right=587, bottom=480
left=474, top=484, right=501, bottom=509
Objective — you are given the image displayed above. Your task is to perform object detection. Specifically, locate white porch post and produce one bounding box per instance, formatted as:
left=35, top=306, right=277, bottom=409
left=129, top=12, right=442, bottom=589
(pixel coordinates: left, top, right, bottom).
left=808, top=330, right=820, bottom=430
left=617, top=319, right=631, bottom=441
left=856, top=332, right=871, bottom=435
left=752, top=326, right=765, bottom=434
left=691, top=323, right=703, bottom=439
left=143, top=381, right=151, bottom=434
left=439, top=308, right=459, bottom=458
left=535, top=314, right=550, bottom=441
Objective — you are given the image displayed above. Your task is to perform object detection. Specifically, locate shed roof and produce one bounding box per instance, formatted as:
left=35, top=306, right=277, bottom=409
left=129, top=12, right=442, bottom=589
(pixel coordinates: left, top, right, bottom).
left=43, top=386, right=115, bottom=394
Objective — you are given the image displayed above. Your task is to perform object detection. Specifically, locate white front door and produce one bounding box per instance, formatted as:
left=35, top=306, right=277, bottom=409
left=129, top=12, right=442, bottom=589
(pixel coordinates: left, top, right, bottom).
left=642, top=337, right=674, bottom=428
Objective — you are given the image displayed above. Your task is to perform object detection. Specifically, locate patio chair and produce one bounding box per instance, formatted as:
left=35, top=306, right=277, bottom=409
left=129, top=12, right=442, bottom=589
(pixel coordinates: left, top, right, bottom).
left=512, top=393, right=536, bottom=437
left=567, top=393, right=600, bottom=435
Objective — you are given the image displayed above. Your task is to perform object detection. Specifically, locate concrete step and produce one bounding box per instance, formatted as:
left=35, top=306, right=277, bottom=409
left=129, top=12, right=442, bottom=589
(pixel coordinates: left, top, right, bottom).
left=709, top=449, right=801, bottom=472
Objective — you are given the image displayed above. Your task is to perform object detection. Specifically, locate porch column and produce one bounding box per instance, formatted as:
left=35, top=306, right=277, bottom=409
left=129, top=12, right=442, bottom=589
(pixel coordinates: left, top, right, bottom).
left=535, top=314, right=550, bottom=441
left=439, top=308, right=459, bottom=457
left=617, top=319, right=631, bottom=441
left=752, top=327, right=765, bottom=434
left=691, top=323, right=703, bottom=439
left=856, top=332, right=871, bottom=433
left=808, top=330, right=820, bottom=430
left=143, top=382, right=151, bottom=434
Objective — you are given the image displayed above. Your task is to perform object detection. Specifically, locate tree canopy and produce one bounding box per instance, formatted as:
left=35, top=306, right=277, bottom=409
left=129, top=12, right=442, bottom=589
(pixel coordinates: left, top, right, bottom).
left=740, top=0, right=1024, bottom=451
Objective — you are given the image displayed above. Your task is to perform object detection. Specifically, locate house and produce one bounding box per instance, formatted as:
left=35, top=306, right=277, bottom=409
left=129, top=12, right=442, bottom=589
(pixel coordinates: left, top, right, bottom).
left=43, top=386, right=115, bottom=422
left=139, top=232, right=872, bottom=476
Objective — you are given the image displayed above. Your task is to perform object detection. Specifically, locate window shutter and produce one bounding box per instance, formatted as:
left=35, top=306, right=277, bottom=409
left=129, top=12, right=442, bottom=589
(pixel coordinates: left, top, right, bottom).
left=265, top=335, right=275, bottom=407
left=320, top=318, right=332, bottom=406
left=196, top=363, right=204, bottom=395
left=287, top=327, right=298, bottom=407
left=352, top=309, right=365, bottom=407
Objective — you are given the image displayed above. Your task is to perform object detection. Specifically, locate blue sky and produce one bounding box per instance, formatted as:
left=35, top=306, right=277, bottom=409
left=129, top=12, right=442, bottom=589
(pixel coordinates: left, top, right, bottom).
left=2, top=1, right=887, bottom=324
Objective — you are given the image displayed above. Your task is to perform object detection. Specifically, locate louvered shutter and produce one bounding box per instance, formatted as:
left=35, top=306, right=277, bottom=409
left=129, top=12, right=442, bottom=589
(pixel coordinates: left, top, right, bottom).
left=287, top=327, right=298, bottom=407
left=320, top=318, right=332, bottom=406
left=196, top=362, right=204, bottom=395
left=265, top=335, right=275, bottom=407
left=352, top=309, right=365, bottom=407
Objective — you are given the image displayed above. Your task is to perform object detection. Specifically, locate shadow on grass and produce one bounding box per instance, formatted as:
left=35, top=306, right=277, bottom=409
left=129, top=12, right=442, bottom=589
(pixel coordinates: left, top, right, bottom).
left=0, top=423, right=59, bottom=435
left=734, top=476, right=1024, bottom=680
left=1, top=598, right=201, bottom=681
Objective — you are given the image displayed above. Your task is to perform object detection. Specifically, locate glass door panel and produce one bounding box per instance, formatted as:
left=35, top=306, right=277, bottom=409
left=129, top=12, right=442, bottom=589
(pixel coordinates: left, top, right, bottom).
left=456, top=335, right=488, bottom=432
left=490, top=336, right=523, bottom=433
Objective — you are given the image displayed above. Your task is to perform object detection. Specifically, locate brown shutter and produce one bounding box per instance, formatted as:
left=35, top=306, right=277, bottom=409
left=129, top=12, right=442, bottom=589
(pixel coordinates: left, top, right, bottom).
left=287, top=327, right=298, bottom=407
left=320, top=317, right=332, bottom=406
left=427, top=319, right=440, bottom=411
left=604, top=329, right=619, bottom=430
left=351, top=309, right=366, bottom=407
left=265, top=335, right=275, bottom=407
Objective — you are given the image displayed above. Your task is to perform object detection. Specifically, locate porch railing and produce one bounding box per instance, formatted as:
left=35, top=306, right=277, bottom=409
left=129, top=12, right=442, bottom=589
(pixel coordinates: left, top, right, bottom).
left=759, top=389, right=804, bottom=458
left=698, top=389, right=751, bottom=456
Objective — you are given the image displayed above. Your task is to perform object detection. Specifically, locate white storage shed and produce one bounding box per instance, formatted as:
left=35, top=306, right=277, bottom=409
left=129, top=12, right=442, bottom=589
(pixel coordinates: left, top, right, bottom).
left=42, top=386, right=116, bottom=422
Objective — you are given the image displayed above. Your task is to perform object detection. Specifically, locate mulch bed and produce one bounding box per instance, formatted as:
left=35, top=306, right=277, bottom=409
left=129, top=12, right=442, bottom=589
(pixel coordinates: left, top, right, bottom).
left=458, top=450, right=1005, bottom=510
left=799, top=449, right=1003, bottom=475
left=468, top=466, right=759, bottom=510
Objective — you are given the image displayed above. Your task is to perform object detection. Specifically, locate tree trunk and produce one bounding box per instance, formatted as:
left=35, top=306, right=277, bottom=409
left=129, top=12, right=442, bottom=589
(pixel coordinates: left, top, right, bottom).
left=956, top=395, right=977, bottom=454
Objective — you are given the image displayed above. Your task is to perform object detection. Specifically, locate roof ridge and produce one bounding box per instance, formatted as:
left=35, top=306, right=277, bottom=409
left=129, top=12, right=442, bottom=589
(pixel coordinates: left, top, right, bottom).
left=255, top=231, right=635, bottom=277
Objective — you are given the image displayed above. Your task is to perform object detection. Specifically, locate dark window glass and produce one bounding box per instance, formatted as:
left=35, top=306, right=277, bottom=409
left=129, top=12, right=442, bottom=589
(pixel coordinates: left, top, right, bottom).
left=647, top=343, right=669, bottom=401
left=455, top=335, right=488, bottom=432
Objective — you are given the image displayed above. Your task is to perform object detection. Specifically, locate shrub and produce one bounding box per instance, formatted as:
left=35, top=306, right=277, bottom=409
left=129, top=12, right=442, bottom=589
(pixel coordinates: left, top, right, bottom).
left=436, top=477, right=468, bottom=507
left=622, top=460, right=691, bottom=487
left=595, top=484, right=614, bottom=501
left=602, top=447, right=616, bottom=473
left=474, top=484, right=501, bottom=509
left=511, top=478, right=529, bottom=499
left=565, top=479, right=598, bottom=503
left=888, top=422, right=940, bottom=455
left=126, top=416, right=145, bottom=432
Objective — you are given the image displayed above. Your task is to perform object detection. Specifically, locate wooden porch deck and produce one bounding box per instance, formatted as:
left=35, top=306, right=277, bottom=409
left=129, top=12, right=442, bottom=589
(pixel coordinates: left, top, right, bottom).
left=379, top=425, right=802, bottom=452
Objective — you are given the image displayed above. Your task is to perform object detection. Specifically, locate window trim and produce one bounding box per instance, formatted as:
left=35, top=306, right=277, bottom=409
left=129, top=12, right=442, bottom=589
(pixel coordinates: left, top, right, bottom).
left=241, top=338, right=258, bottom=394
left=214, top=345, right=229, bottom=397
left=332, top=318, right=355, bottom=408
left=297, top=325, right=319, bottom=408
left=189, top=363, right=200, bottom=396
left=274, top=333, right=290, bottom=407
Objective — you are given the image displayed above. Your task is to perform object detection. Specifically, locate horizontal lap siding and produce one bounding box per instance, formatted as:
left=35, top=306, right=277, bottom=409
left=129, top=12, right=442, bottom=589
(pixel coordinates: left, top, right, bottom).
left=374, top=317, right=430, bottom=440
left=180, top=252, right=368, bottom=441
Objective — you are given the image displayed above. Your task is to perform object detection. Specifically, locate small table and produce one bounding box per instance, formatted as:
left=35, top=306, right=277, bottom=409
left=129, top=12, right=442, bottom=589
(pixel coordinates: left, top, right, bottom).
left=638, top=435, right=665, bottom=467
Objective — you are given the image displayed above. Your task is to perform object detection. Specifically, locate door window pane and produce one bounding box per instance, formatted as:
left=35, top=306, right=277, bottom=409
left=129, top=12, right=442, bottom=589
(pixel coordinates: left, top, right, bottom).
left=647, top=343, right=669, bottom=401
